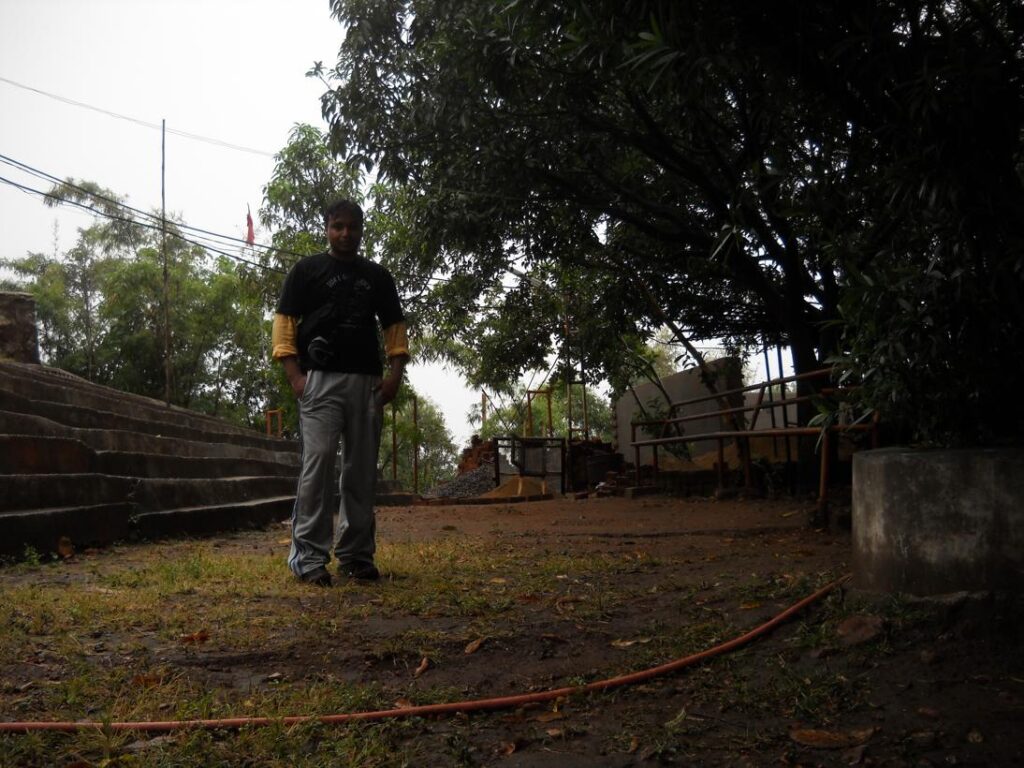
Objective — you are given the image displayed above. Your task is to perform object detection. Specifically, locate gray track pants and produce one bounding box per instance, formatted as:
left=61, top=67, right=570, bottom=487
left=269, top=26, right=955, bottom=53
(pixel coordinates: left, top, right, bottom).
left=288, top=370, right=383, bottom=577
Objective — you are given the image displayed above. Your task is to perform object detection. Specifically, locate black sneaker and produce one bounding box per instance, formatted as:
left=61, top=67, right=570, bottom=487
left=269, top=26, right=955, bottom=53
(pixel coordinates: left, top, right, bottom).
left=339, top=562, right=381, bottom=582
left=297, top=566, right=333, bottom=587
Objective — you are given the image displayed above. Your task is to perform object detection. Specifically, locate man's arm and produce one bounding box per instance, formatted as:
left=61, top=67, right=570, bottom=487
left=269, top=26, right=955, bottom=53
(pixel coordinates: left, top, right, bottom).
left=377, top=321, right=409, bottom=405
left=272, top=313, right=306, bottom=398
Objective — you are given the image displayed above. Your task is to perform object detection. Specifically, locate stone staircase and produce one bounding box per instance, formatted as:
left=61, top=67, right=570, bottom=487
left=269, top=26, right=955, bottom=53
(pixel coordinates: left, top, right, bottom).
left=0, top=361, right=300, bottom=557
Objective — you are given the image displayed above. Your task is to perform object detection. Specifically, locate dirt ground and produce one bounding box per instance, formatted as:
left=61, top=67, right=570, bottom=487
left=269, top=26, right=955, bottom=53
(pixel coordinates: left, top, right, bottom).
left=374, top=495, right=1023, bottom=767
left=3, top=493, right=1023, bottom=766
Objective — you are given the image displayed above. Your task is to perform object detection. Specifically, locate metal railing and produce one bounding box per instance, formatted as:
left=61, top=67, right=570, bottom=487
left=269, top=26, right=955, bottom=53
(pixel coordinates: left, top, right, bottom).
left=630, top=369, right=879, bottom=511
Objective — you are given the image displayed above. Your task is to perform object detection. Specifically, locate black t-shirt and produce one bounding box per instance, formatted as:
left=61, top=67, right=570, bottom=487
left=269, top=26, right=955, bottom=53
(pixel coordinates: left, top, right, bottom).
left=276, top=252, right=404, bottom=375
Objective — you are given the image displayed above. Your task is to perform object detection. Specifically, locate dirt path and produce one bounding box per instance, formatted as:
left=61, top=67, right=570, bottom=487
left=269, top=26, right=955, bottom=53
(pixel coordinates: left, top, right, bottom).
left=2, top=495, right=1021, bottom=766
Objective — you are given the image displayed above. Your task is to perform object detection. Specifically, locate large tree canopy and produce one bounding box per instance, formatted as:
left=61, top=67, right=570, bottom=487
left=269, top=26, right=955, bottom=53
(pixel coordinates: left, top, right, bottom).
left=319, top=0, right=1024, bottom=445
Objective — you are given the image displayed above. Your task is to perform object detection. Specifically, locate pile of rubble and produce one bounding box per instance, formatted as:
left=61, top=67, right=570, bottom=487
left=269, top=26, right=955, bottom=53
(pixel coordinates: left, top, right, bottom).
left=422, top=461, right=496, bottom=499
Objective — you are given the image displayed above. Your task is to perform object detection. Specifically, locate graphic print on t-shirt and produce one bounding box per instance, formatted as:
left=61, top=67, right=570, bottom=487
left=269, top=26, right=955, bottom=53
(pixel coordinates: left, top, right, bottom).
left=325, top=270, right=374, bottom=332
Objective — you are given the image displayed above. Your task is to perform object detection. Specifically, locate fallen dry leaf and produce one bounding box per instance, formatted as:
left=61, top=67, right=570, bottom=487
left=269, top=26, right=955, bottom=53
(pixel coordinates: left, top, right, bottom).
left=627, top=736, right=640, bottom=754
left=546, top=728, right=564, bottom=738
left=131, top=673, right=164, bottom=688
left=178, top=629, right=209, bottom=645
left=57, top=536, right=75, bottom=559
left=489, top=577, right=508, bottom=584
left=842, top=743, right=867, bottom=765
left=413, top=657, right=430, bottom=678
left=789, top=728, right=875, bottom=749
left=739, top=601, right=762, bottom=610
left=836, top=615, right=884, bottom=646
left=664, top=707, right=688, bottom=729
left=394, top=698, right=414, bottom=709
left=124, top=735, right=175, bottom=753
left=498, top=741, right=517, bottom=755
left=464, top=637, right=486, bottom=654
left=534, top=710, right=566, bottom=723
left=611, top=637, right=652, bottom=649
left=554, top=595, right=584, bottom=613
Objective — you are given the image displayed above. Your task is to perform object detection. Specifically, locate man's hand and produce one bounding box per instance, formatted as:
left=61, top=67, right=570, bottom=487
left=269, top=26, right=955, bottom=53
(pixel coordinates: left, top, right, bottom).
left=376, top=374, right=401, bottom=406
left=279, top=356, right=306, bottom=399
left=289, top=372, right=307, bottom=399
left=376, top=354, right=408, bottom=406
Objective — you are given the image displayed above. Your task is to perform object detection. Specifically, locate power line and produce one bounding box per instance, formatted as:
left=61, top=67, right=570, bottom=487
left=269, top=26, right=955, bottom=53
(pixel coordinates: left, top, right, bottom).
left=0, top=153, right=285, bottom=258
left=0, top=154, right=546, bottom=306
left=0, top=166, right=478, bottom=297
left=0, top=76, right=276, bottom=158
left=0, top=175, right=286, bottom=274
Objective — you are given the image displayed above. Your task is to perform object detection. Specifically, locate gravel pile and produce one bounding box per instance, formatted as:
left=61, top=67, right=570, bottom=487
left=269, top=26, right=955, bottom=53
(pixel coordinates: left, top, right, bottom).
left=422, top=462, right=496, bottom=499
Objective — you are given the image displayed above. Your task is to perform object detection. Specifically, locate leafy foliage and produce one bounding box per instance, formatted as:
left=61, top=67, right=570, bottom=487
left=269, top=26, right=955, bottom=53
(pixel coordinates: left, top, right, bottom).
left=471, top=377, right=614, bottom=444
left=318, top=0, right=1024, bottom=446
left=2, top=184, right=273, bottom=426
left=380, top=389, right=458, bottom=491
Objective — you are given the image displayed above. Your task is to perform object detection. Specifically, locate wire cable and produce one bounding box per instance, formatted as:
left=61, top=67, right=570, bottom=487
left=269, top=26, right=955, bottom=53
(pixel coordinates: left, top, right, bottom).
left=0, top=152, right=463, bottom=287
left=0, top=76, right=276, bottom=157
left=0, top=175, right=285, bottom=274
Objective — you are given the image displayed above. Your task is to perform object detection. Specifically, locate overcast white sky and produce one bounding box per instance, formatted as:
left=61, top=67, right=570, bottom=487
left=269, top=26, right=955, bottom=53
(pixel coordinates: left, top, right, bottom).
left=0, top=0, right=481, bottom=446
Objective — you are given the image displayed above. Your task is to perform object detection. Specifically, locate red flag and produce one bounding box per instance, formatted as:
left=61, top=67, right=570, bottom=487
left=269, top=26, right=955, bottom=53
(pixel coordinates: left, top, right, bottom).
left=245, top=205, right=255, bottom=246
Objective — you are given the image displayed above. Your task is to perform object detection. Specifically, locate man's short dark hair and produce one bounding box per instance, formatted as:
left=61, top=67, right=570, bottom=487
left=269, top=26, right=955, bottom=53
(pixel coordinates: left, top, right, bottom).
left=324, top=199, right=364, bottom=226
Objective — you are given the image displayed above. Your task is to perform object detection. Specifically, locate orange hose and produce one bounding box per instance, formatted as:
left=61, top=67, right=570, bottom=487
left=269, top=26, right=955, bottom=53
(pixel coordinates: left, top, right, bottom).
left=0, top=574, right=850, bottom=734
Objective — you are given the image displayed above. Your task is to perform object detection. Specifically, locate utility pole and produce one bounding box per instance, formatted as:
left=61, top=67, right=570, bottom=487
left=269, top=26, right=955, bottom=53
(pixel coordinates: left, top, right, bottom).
left=161, top=119, right=171, bottom=406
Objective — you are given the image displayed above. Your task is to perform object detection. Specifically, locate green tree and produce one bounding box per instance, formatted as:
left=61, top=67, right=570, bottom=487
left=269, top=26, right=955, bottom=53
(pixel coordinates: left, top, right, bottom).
left=2, top=182, right=275, bottom=429
left=471, top=378, right=613, bottom=444
left=317, top=0, right=837, bottom=385
left=318, top=0, right=1024, bottom=447
left=378, top=387, right=458, bottom=491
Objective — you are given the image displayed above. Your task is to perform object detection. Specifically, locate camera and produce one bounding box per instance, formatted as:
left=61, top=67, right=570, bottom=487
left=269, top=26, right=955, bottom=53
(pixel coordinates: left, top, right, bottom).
left=306, top=336, right=336, bottom=367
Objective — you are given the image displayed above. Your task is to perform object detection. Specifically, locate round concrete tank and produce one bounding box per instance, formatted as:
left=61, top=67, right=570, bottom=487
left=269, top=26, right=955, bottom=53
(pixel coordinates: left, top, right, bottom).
left=853, top=447, right=1024, bottom=596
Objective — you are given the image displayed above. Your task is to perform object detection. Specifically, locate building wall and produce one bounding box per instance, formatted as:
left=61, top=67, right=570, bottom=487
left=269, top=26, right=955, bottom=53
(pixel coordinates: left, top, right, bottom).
left=614, top=357, right=743, bottom=464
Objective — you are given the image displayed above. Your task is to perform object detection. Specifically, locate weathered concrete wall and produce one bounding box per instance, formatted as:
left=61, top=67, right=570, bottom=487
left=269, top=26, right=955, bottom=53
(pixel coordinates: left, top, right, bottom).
left=0, top=292, right=40, bottom=364
left=614, top=357, right=742, bottom=462
left=853, top=447, right=1024, bottom=596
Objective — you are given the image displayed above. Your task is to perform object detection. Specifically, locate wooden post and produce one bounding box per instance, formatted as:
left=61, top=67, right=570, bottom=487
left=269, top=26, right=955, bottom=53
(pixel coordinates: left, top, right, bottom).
left=817, top=429, right=831, bottom=519
left=412, top=395, right=419, bottom=495
left=391, top=400, right=398, bottom=481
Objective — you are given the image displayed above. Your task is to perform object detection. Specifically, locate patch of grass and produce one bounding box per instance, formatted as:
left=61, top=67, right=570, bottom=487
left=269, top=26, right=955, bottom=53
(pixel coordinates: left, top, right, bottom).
left=760, top=654, right=866, bottom=724
left=0, top=520, right=852, bottom=766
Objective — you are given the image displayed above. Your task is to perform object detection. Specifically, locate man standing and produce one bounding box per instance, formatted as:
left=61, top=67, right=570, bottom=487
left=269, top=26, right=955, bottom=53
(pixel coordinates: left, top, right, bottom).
left=271, top=199, right=408, bottom=586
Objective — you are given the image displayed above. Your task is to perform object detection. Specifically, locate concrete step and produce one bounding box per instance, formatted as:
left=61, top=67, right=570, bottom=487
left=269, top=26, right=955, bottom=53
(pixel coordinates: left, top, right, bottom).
left=0, top=388, right=288, bottom=452
left=0, top=503, right=136, bottom=556
left=0, top=361, right=303, bottom=557
left=0, top=496, right=295, bottom=556
left=0, top=411, right=299, bottom=462
left=0, top=361, right=263, bottom=440
left=0, top=474, right=296, bottom=513
left=0, top=435, right=299, bottom=478
left=133, top=495, right=294, bottom=539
